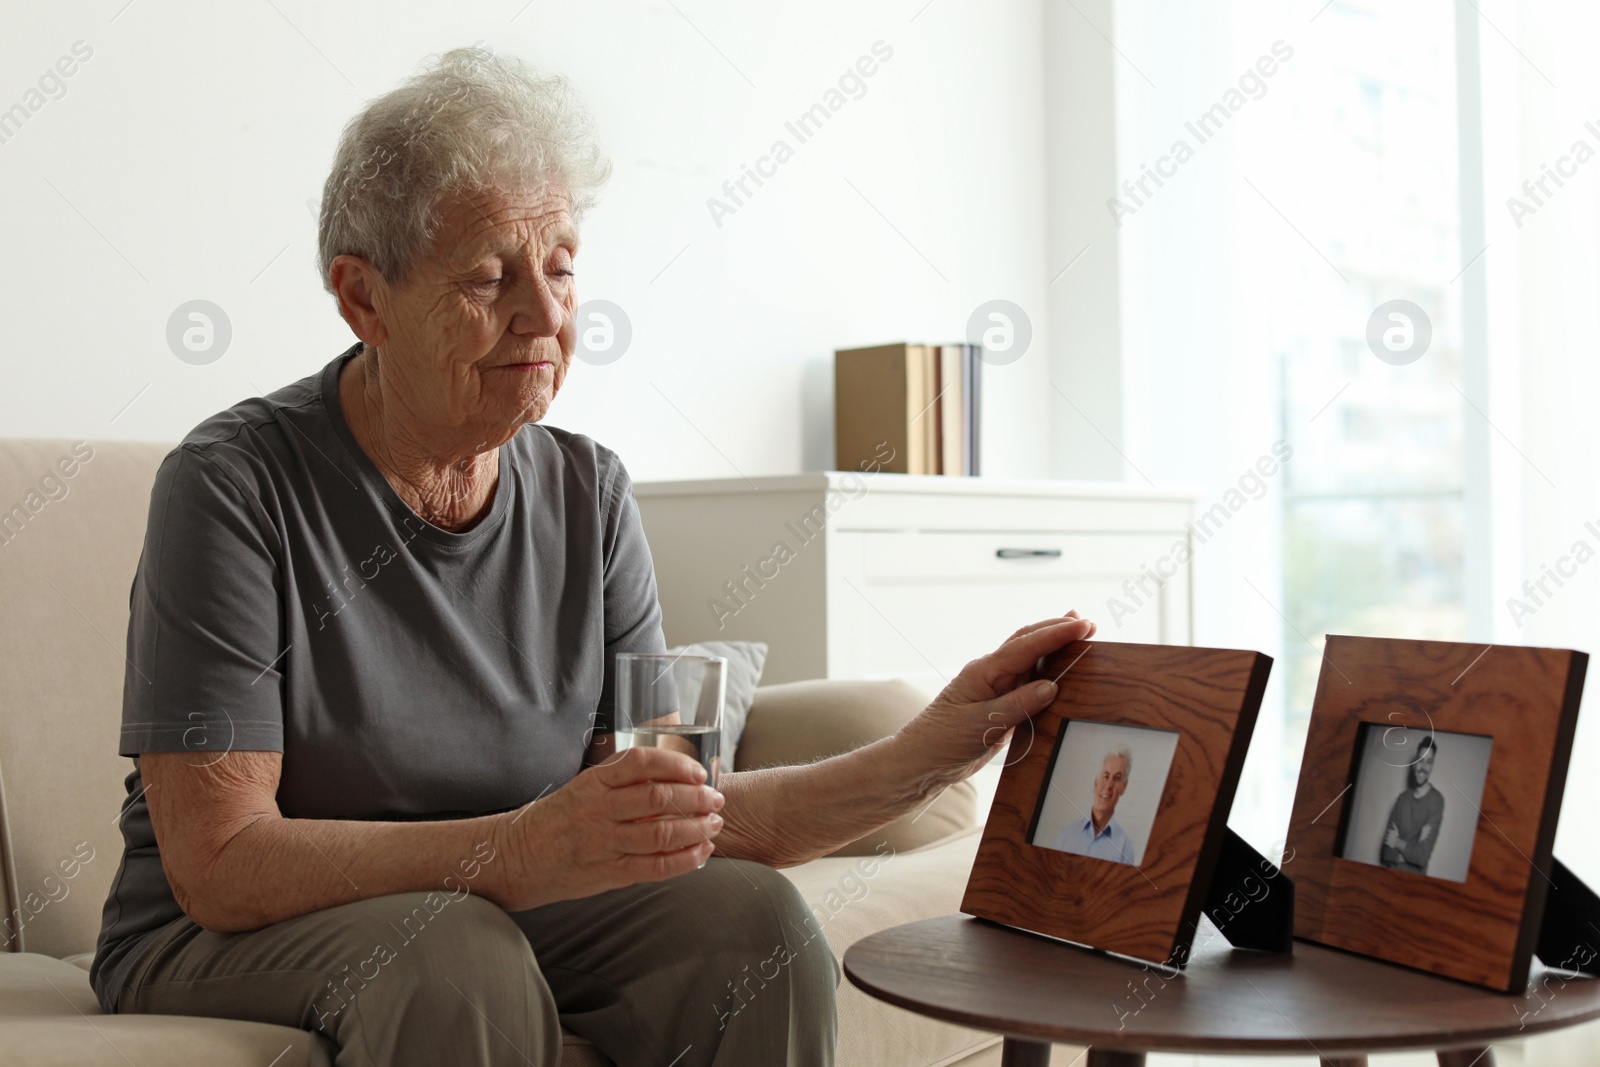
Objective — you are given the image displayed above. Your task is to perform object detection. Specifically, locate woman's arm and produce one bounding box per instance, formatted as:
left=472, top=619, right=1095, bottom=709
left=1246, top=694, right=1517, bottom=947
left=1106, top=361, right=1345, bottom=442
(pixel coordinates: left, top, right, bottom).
left=144, top=743, right=723, bottom=932
left=711, top=614, right=1095, bottom=867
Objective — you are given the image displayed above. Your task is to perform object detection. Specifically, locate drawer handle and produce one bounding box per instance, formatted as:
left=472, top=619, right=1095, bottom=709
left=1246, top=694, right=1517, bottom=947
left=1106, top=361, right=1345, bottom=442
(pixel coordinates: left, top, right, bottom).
left=995, top=547, right=1062, bottom=559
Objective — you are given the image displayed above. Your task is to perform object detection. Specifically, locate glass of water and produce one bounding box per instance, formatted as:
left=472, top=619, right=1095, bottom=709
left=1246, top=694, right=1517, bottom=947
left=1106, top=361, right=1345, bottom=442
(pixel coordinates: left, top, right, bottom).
left=614, top=652, right=726, bottom=787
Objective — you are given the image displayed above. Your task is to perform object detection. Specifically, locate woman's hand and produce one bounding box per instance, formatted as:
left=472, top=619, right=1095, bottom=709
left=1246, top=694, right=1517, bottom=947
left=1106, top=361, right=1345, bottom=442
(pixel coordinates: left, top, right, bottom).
left=488, top=746, right=724, bottom=912
left=894, top=611, right=1097, bottom=792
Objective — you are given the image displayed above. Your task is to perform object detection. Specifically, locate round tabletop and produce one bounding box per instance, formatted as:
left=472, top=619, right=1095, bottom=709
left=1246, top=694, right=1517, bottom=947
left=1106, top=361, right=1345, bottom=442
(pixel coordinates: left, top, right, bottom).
left=842, top=915, right=1600, bottom=1056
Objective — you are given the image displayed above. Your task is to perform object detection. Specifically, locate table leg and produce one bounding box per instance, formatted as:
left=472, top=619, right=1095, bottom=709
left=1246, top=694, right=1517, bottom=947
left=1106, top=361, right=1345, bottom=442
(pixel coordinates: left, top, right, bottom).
left=1085, top=1049, right=1146, bottom=1067
left=999, top=1038, right=1052, bottom=1067
left=1437, top=1050, right=1495, bottom=1067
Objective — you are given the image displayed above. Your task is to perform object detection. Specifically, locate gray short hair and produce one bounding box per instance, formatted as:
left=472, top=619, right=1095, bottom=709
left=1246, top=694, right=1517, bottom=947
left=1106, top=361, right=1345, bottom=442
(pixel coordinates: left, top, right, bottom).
left=1103, top=745, right=1133, bottom=777
left=317, top=46, right=611, bottom=293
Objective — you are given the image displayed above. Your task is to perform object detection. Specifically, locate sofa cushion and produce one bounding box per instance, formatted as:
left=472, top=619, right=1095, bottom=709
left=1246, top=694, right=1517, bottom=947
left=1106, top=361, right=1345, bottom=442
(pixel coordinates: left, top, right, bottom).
left=737, top=678, right=976, bottom=856
left=665, top=639, right=767, bottom=771
left=0, top=948, right=614, bottom=1067
left=0, top=951, right=335, bottom=1065
left=0, top=440, right=173, bottom=958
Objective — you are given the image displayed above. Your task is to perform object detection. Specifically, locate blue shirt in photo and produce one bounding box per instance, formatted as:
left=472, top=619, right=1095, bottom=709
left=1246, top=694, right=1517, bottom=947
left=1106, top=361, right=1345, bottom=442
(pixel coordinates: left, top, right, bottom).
left=1051, top=816, right=1138, bottom=866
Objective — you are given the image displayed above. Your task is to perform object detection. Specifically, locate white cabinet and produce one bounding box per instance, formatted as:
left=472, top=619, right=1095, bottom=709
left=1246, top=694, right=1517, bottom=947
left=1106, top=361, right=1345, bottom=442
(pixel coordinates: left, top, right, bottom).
left=633, top=473, right=1197, bottom=695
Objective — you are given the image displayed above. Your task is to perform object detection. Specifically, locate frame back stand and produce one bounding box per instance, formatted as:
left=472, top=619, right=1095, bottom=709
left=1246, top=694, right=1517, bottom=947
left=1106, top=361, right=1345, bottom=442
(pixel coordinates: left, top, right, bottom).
left=1537, top=858, right=1600, bottom=976
left=1199, top=829, right=1294, bottom=955
left=1190, top=834, right=1597, bottom=972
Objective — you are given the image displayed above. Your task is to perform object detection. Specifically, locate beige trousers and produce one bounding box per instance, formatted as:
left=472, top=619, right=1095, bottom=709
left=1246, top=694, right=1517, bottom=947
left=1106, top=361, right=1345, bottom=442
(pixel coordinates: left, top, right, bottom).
left=111, top=858, right=840, bottom=1067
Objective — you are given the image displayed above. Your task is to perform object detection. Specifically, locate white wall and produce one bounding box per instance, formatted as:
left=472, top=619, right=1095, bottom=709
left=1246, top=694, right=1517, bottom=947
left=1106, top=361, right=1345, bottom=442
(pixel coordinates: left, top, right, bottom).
left=1042, top=0, right=1128, bottom=481
left=0, top=0, right=1057, bottom=482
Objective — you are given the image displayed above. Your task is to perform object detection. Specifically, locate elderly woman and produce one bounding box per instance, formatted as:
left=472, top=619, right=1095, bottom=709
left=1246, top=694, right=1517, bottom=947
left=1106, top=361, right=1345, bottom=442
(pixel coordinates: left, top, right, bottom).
left=88, top=47, right=1095, bottom=1067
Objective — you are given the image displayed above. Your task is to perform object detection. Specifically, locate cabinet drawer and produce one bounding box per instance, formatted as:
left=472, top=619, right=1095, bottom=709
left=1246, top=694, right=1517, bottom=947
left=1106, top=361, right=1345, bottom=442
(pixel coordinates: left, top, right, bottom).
left=828, top=530, right=1189, bottom=691
left=855, top=530, right=1120, bottom=581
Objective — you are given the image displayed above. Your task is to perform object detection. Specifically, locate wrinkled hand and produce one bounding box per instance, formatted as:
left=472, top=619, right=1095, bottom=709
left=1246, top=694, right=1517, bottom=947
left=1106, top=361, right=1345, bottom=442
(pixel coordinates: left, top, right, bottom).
left=895, top=611, right=1097, bottom=790
left=490, top=747, right=723, bottom=912
left=1384, top=823, right=1402, bottom=850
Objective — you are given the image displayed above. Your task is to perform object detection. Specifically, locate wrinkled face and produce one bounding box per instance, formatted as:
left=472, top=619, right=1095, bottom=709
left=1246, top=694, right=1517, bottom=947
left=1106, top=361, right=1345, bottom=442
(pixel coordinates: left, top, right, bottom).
left=1091, top=754, right=1130, bottom=824
left=1410, top=746, right=1435, bottom=789
left=373, top=185, right=579, bottom=449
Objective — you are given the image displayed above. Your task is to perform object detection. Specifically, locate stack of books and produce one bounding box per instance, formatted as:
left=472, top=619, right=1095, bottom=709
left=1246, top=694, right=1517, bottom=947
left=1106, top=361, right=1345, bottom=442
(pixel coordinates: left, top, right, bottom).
left=834, top=342, right=981, bottom=475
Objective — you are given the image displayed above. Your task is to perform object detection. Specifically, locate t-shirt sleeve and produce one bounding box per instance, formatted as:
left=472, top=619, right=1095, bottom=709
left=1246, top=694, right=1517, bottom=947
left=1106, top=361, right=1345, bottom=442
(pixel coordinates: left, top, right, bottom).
left=120, top=446, right=286, bottom=756
left=594, top=452, right=667, bottom=734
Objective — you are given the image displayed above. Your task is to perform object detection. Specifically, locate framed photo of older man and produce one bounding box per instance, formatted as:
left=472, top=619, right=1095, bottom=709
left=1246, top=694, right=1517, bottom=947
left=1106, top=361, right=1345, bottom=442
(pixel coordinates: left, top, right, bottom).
left=962, top=640, right=1273, bottom=967
left=1030, top=721, right=1179, bottom=868
left=1286, top=635, right=1591, bottom=992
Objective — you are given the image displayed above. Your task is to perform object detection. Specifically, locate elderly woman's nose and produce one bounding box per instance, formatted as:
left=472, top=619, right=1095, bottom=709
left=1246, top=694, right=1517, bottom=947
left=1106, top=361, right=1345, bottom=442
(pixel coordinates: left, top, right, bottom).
left=511, top=276, right=568, bottom=338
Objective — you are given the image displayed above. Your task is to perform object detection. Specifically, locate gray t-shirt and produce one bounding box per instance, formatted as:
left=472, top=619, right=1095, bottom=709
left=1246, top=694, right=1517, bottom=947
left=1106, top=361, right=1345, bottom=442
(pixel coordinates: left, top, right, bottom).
left=90, top=345, right=666, bottom=1009
left=1379, top=786, right=1446, bottom=874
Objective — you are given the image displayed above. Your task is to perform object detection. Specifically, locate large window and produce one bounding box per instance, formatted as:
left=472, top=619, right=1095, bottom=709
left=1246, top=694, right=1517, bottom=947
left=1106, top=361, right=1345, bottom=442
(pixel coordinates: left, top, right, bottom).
left=1117, top=0, right=1473, bottom=820
left=1274, top=0, right=1468, bottom=762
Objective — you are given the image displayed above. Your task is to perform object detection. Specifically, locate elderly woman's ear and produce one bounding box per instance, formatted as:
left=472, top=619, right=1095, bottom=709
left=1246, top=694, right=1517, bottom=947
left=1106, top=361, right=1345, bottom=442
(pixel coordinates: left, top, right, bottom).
left=327, top=254, right=389, bottom=350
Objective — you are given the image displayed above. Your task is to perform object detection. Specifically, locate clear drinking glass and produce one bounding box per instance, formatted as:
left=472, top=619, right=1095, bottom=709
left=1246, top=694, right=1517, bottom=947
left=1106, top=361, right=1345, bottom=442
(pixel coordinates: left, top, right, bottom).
left=614, top=652, right=726, bottom=787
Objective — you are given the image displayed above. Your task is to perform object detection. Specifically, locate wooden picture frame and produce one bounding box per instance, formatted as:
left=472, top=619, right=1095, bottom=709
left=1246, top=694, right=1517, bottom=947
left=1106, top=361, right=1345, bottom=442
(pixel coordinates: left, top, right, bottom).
left=1285, top=635, right=1588, bottom=992
left=962, top=640, right=1272, bottom=967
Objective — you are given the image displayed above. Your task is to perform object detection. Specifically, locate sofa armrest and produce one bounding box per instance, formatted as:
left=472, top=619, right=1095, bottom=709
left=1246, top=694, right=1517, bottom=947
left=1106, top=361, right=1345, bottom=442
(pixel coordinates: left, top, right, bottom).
left=734, top=678, right=977, bottom=856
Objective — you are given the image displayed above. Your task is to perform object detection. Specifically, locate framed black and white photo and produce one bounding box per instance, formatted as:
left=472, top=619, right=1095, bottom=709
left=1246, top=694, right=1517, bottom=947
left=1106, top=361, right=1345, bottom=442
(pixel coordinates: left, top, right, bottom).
left=1287, top=635, right=1590, bottom=991
left=1335, top=724, right=1493, bottom=884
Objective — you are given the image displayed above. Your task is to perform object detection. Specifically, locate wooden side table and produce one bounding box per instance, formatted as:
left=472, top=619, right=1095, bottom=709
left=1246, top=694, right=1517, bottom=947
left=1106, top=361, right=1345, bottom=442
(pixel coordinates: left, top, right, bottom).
left=843, top=915, right=1600, bottom=1066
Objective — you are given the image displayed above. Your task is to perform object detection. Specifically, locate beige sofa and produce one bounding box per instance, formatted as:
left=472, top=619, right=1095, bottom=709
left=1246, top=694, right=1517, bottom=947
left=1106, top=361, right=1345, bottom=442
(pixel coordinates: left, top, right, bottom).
left=0, top=438, right=1086, bottom=1067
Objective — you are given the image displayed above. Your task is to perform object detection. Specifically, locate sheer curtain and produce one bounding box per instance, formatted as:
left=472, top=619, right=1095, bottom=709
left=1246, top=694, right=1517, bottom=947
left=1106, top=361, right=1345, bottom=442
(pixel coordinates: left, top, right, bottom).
left=1111, top=0, right=1600, bottom=886
left=1476, top=0, right=1600, bottom=886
